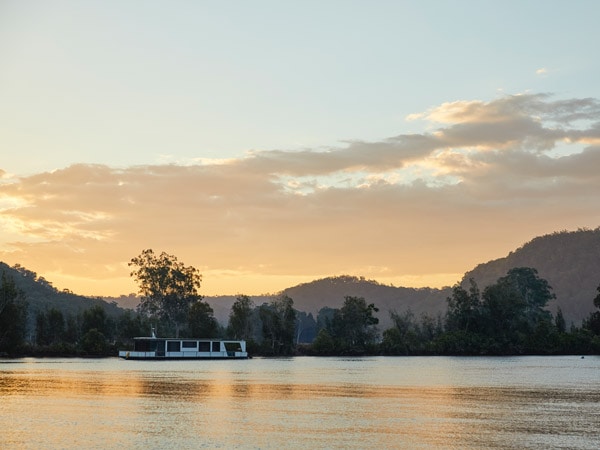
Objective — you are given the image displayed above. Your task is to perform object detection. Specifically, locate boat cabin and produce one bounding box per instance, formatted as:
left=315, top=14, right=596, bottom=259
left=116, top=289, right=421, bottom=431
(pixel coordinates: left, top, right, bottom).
left=119, top=336, right=248, bottom=360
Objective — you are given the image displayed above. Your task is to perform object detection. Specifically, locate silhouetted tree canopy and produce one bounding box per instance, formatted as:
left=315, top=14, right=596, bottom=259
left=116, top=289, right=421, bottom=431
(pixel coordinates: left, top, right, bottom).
left=129, top=249, right=202, bottom=337
left=227, top=295, right=255, bottom=340
left=0, top=272, right=27, bottom=355
left=188, top=300, right=219, bottom=338
left=259, top=295, right=296, bottom=355
left=313, top=296, right=379, bottom=355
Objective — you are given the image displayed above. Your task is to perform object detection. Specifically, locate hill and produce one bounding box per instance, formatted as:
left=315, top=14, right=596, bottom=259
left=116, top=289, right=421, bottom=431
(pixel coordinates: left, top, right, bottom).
left=6, top=228, right=599, bottom=335
left=202, top=279, right=450, bottom=331
left=279, top=276, right=450, bottom=330
left=103, top=294, right=274, bottom=327
left=108, top=282, right=450, bottom=331
left=206, top=229, right=600, bottom=329
left=462, top=228, right=600, bottom=326
left=0, top=262, right=124, bottom=333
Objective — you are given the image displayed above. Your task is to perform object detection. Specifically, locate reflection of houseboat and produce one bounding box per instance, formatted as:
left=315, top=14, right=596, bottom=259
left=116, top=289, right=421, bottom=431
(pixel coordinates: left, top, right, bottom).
left=118, top=330, right=248, bottom=360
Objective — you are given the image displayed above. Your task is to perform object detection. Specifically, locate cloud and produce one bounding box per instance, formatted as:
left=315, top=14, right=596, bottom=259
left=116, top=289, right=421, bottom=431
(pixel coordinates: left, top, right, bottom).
left=419, top=94, right=600, bottom=126
left=1, top=93, right=600, bottom=295
left=240, top=133, right=440, bottom=176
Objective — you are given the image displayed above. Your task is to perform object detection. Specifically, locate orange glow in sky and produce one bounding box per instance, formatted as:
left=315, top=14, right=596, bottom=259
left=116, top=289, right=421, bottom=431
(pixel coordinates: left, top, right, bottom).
left=2, top=3, right=600, bottom=296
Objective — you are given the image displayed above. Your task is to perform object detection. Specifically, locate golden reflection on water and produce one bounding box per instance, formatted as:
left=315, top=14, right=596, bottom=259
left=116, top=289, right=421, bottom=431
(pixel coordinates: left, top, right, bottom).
left=1, top=357, right=599, bottom=449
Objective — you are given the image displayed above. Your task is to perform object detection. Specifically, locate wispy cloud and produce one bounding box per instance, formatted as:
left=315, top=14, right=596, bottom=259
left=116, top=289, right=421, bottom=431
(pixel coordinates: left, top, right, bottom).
left=1, top=94, right=600, bottom=295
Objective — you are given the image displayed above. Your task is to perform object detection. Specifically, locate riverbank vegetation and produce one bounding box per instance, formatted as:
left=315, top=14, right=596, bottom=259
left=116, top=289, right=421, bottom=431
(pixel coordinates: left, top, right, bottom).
left=1, top=253, right=599, bottom=357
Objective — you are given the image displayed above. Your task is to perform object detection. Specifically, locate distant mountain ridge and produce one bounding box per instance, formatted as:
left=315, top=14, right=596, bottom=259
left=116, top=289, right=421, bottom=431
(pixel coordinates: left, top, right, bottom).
left=3, top=228, right=599, bottom=333
left=279, top=276, right=450, bottom=330
left=206, top=229, right=600, bottom=328
left=0, top=262, right=124, bottom=333
left=105, top=281, right=450, bottom=331
left=462, top=228, right=600, bottom=326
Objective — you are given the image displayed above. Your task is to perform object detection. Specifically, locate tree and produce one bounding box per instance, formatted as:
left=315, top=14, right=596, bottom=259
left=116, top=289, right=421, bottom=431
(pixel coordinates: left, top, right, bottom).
left=555, top=307, right=566, bottom=334
left=0, top=272, right=28, bottom=355
left=311, top=328, right=335, bottom=355
left=295, top=311, right=317, bottom=344
left=47, top=308, right=65, bottom=343
left=478, top=267, right=555, bottom=353
left=188, top=300, right=219, bottom=338
left=81, top=328, right=108, bottom=355
left=82, top=305, right=110, bottom=338
left=446, top=279, right=481, bottom=333
left=329, top=296, right=379, bottom=354
left=316, top=307, right=336, bottom=333
left=499, top=267, right=554, bottom=327
left=438, top=268, right=556, bottom=355
left=64, top=313, right=80, bottom=344
left=129, top=249, right=202, bottom=337
left=582, top=284, right=600, bottom=335
left=419, top=312, right=444, bottom=343
left=115, top=310, right=147, bottom=343
left=480, top=280, right=527, bottom=351
left=382, top=309, right=420, bottom=355
left=227, top=295, right=255, bottom=340
left=259, top=295, right=296, bottom=355
left=35, top=312, right=49, bottom=346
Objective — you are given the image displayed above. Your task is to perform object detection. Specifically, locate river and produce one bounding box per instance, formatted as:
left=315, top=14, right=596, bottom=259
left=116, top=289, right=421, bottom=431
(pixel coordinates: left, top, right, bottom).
left=1, top=356, right=598, bottom=449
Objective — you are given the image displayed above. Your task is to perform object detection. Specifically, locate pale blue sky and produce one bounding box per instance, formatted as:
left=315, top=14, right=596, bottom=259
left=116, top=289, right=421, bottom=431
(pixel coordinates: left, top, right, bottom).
left=2, top=1, right=600, bottom=295
left=2, top=1, right=599, bottom=175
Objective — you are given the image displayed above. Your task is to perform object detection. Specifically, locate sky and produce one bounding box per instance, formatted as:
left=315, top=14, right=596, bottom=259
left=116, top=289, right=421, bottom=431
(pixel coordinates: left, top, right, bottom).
left=1, top=1, right=600, bottom=297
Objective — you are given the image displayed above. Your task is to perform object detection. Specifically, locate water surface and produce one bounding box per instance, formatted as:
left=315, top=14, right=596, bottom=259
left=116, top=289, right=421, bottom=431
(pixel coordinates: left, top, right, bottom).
left=1, top=356, right=598, bottom=449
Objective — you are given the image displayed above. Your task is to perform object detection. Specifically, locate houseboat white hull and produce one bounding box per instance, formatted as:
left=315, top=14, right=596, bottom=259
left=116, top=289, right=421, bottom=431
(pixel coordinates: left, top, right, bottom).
left=119, top=337, right=248, bottom=360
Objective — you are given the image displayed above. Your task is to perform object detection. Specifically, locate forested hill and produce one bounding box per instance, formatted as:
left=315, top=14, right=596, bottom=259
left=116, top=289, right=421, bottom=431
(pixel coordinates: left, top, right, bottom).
left=462, top=228, right=600, bottom=326
left=280, top=276, right=451, bottom=330
left=0, top=262, right=124, bottom=329
left=4, top=228, right=599, bottom=332
left=198, top=278, right=450, bottom=331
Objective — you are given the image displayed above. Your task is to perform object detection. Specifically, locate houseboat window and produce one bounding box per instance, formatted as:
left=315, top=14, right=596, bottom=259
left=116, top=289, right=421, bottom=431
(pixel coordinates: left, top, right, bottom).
left=167, top=341, right=181, bottom=352
left=182, top=341, right=197, bottom=348
left=198, top=342, right=210, bottom=352
left=212, top=341, right=221, bottom=352
left=134, top=340, right=157, bottom=352
left=224, top=342, right=242, bottom=352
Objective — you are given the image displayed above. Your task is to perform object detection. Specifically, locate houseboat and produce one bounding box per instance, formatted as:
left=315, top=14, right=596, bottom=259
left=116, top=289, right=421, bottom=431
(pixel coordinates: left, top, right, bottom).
left=118, top=330, right=248, bottom=360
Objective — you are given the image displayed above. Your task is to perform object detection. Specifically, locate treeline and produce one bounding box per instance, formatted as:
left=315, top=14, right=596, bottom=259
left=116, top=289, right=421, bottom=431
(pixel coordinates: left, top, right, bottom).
left=225, top=267, right=600, bottom=356
left=377, top=267, right=600, bottom=356
left=1, top=264, right=599, bottom=357
left=0, top=281, right=150, bottom=357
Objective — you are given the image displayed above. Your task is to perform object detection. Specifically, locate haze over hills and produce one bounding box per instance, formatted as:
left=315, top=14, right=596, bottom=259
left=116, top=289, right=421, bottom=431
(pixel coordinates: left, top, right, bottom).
left=2, top=228, right=599, bottom=333
left=462, top=228, right=600, bottom=327
left=0, top=262, right=124, bottom=333
left=202, top=229, right=600, bottom=329
left=280, top=277, right=449, bottom=330
left=193, top=282, right=450, bottom=332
